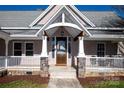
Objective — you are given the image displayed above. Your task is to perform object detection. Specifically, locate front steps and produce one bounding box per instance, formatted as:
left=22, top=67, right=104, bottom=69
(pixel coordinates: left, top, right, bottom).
left=49, top=66, right=77, bottom=78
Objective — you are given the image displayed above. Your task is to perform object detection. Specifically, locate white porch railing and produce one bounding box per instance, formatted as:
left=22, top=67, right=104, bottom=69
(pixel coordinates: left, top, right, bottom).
left=0, top=56, right=6, bottom=69
left=86, top=57, right=124, bottom=68
left=7, top=56, right=41, bottom=68
left=77, top=56, right=124, bottom=77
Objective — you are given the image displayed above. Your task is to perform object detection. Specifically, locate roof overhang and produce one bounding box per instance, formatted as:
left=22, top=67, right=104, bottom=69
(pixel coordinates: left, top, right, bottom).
left=0, top=30, right=10, bottom=40
left=45, top=23, right=82, bottom=31
left=45, top=26, right=82, bottom=38
left=86, top=27, right=124, bottom=30
left=35, top=5, right=92, bottom=37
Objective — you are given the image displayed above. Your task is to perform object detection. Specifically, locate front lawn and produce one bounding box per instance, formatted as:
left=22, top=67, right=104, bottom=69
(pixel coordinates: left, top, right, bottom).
left=0, top=80, right=47, bottom=88
left=86, top=80, right=124, bottom=88
left=78, top=76, right=124, bottom=88
left=0, top=75, right=49, bottom=88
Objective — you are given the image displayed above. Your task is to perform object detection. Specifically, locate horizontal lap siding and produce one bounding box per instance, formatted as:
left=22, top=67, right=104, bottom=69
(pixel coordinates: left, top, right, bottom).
left=0, top=38, right=5, bottom=56
left=106, top=42, right=118, bottom=55
left=84, top=41, right=97, bottom=55
left=3, top=39, right=118, bottom=57
left=84, top=40, right=118, bottom=56
left=8, top=40, right=42, bottom=56
left=34, top=40, right=42, bottom=55
left=8, top=40, right=13, bottom=56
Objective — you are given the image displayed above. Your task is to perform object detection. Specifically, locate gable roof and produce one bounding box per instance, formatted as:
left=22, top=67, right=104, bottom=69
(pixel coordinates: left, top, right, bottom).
left=82, top=11, right=124, bottom=27
left=30, top=5, right=95, bottom=27
left=1, top=29, right=38, bottom=35
left=0, top=11, right=42, bottom=27
left=0, top=9, right=123, bottom=28
left=0, top=5, right=124, bottom=38
left=34, top=5, right=93, bottom=36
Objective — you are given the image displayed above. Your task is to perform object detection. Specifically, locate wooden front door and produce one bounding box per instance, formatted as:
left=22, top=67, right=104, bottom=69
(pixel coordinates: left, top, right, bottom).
left=56, top=37, right=67, bottom=66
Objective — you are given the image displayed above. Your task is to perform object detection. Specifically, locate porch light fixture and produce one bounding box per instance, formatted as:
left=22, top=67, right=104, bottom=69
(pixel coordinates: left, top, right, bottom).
left=61, top=31, right=64, bottom=36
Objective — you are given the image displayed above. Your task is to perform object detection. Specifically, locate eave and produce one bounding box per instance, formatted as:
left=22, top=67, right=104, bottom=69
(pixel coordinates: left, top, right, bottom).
left=0, top=27, right=41, bottom=30
left=86, top=27, right=124, bottom=30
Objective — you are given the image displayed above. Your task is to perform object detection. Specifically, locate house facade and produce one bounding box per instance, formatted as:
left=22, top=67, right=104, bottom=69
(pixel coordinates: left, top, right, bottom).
left=0, top=5, right=124, bottom=77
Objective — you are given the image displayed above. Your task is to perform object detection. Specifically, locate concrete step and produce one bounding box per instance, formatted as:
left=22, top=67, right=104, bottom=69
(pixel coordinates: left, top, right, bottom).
left=49, top=66, right=76, bottom=78
left=50, top=74, right=76, bottom=78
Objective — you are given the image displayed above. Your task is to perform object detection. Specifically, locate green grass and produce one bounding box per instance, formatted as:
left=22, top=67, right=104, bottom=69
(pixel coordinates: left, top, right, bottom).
left=0, top=80, right=48, bottom=88
left=85, top=81, right=124, bottom=88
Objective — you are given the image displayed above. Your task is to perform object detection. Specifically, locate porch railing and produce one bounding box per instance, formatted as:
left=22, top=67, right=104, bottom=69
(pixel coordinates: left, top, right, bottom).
left=0, top=56, right=49, bottom=69
left=7, top=56, right=41, bottom=68
left=77, top=56, right=124, bottom=77
left=86, top=57, right=124, bottom=68
left=0, top=56, right=6, bottom=69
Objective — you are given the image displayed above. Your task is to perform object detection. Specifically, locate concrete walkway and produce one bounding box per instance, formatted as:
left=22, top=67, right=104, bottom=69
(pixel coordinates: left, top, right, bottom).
left=48, top=78, right=82, bottom=88
left=48, top=66, right=82, bottom=88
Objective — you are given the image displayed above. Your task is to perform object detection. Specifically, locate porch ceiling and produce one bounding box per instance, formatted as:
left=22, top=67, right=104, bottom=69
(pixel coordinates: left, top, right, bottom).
left=45, top=26, right=81, bottom=38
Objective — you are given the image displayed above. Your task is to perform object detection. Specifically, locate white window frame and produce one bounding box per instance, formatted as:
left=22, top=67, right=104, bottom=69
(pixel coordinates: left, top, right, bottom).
left=97, top=42, right=106, bottom=57
left=13, top=41, right=23, bottom=56
left=24, top=41, right=34, bottom=56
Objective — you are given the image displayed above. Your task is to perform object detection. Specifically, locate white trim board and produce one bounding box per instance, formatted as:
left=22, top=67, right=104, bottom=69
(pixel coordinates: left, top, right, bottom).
left=29, top=5, right=54, bottom=27
left=87, top=27, right=124, bottom=30
left=45, top=23, right=82, bottom=31
left=29, top=5, right=95, bottom=28
left=64, top=6, right=92, bottom=36
left=35, top=5, right=92, bottom=36
left=35, top=6, right=64, bottom=36
left=69, top=5, right=95, bottom=27
left=0, top=27, right=41, bottom=30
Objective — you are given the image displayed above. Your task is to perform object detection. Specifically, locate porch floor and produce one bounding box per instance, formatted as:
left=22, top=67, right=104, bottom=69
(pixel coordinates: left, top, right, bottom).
left=86, top=67, right=124, bottom=72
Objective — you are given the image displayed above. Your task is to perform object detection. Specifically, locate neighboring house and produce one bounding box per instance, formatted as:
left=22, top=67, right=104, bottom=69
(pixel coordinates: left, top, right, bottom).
left=0, top=5, right=124, bottom=77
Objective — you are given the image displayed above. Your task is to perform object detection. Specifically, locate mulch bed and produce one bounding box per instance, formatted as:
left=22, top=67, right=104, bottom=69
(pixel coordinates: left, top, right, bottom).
left=78, top=76, right=124, bottom=87
left=0, top=75, right=49, bottom=84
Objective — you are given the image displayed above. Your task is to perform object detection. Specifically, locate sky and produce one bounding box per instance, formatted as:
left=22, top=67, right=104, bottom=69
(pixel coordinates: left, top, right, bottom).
left=0, top=5, right=114, bottom=11
left=0, top=5, right=123, bottom=18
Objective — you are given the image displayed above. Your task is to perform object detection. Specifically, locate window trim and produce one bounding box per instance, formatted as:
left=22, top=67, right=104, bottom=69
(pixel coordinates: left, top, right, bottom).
left=24, top=41, right=34, bottom=56
left=13, top=41, right=23, bottom=56
left=97, top=42, right=106, bottom=57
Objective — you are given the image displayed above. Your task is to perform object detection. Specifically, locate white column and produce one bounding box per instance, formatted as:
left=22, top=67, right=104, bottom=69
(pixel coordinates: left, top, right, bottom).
left=77, top=36, right=85, bottom=57
left=5, top=40, right=9, bottom=68
left=41, top=36, right=48, bottom=57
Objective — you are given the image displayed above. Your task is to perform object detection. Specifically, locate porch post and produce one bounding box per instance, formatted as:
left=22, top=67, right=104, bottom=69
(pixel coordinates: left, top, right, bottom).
left=41, top=36, right=48, bottom=57
left=77, top=36, right=85, bottom=57
left=5, top=40, right=9, bottom=68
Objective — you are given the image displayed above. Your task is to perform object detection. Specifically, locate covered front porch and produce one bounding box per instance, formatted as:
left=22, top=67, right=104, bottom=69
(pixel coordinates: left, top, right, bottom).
left=0, top=4, right=124, bottom=77
left=0, top=37, right=48, bottom=76
left=0, top=27, right=124, bottom=77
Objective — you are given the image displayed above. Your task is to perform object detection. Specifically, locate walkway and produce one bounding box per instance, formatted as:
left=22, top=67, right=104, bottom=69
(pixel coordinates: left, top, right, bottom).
left=48, top=66, right=82, bottom=88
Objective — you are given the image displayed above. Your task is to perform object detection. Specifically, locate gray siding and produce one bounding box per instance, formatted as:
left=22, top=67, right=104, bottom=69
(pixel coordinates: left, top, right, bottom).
left=8, top=40, right=42, bottom=56
left=84, top=40, right=118, bottom=56
left=0, top=38, right=5, bottom=56
left=6, top=39, right=119, bottom=57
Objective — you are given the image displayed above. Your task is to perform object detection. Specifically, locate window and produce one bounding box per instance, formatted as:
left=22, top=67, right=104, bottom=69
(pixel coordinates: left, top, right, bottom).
left=14, top=43, right=22, bottom=56
left=25, top=43, right=33, bottom=56
left=97, top=43, right=105, bottom=57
